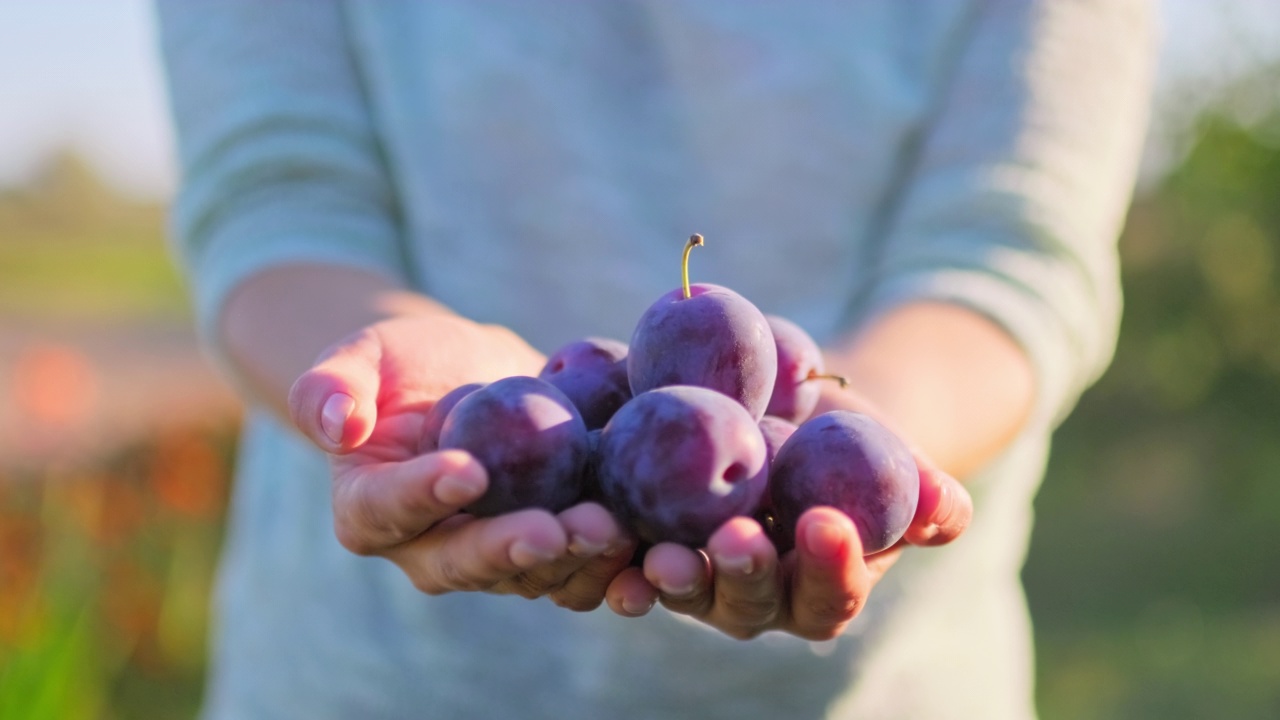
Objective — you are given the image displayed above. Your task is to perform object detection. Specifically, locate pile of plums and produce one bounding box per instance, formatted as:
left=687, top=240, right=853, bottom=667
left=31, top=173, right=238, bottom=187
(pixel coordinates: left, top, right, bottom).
left=422, top=236, right=919, bottom=555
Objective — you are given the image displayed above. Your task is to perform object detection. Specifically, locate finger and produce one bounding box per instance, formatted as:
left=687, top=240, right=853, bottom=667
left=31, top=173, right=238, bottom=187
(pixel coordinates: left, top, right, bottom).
left=547, top=542, right=636, bottom=612
left=605, top=566, right=659, bottom=617
left=787, top=506, right=869, bottom=641
left=562, top=502, right=629, bottom=561
left=388, top=508, right=568, bottom=595
left=863, top=544, right=904, bottom=586
left=288, top=328, right=383, bottom=452
left=643, top=543, right=712, bottom=616
left=493, top=502, right=629, bottom=604
left=331, top=450, right=487, bottom=556
left=902, top=460, right=972, bottom=547
left=703, top=517, right=783, bottom=639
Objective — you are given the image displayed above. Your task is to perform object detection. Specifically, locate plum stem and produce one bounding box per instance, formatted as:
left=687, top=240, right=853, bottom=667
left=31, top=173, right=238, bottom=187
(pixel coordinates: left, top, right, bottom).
left=681, top=233, right=704, bottom=300
left=804, top=369, right=850, bottom=388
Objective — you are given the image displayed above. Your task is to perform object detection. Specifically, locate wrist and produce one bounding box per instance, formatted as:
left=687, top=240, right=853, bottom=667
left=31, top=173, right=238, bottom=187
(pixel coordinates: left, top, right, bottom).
left=819, top=302, right=1034, bottom=479
left=219, top=263, right=449, bottom=419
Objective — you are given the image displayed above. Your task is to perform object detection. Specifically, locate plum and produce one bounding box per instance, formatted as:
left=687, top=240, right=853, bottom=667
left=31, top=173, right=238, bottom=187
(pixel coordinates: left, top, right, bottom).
left=753, top=415, right=799, bottom=532
left=579, top=428, right=605, bottom=504
left=768, top=411, right=918, bottom=555
left=628, top=235, right=777, bottom=420
left=764, top=315, right=845, bottom=423
left=418, top=382, right=485, bottom=453
left=758, top=415, right=798, bottom=468
left=597, top=385, right=768, bottom=547
left=538, top=337, right=631, bottom=430
left=438, top=376, right=589, bottom=517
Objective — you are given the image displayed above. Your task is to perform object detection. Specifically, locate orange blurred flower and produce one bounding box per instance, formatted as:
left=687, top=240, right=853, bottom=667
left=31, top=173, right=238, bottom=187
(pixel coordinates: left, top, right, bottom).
left=148, top=431, right=226, bottom=519
left=10, top=342, right=99, bottom=430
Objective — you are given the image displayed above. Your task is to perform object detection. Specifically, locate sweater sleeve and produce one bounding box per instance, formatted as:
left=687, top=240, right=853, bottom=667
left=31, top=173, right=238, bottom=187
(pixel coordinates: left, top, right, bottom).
left=860, top=0, right=1155, bottom=429
left=156, top=0, right=406, bottom=360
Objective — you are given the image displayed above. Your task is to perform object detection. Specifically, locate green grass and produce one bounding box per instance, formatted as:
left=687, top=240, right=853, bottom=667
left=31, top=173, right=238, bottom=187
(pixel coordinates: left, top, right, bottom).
left=0, top=242, right=189, bottom=320
left=0, top=154, right=190, bottom=322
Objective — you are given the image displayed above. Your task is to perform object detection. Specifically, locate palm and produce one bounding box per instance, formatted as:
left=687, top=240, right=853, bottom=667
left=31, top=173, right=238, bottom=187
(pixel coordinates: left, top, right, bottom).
left=337, top=315, right=544, bottom=466
left=334, top=405, right=428, bottom=471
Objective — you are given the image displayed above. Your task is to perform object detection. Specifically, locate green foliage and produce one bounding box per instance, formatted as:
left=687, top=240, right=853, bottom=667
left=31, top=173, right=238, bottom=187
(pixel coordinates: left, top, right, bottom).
left=1024, top=113, right=1280, bottom=719
left=0, top=426, right=235, bottom=720
left=0, top=153, right=189, bottom=321
left=0, top=605, right=103, bottom=720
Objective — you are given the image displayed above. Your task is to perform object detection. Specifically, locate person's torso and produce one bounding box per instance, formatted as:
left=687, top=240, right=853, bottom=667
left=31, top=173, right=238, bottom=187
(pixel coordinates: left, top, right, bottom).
left=204, top=4, right=1045, bottom=719
left=347, top=1, right=970, bottom=350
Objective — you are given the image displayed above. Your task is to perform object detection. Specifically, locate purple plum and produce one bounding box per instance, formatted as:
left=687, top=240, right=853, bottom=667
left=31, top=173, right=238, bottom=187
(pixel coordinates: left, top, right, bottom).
left=764, top=315, right=837, bottom=423
left=597, top=385, right=768, bottom=547
left=628, top=235, right=777, bottom=420
left=438, top=376, right=589, bottom=517
left=628, top=283, right=777, bottom=420
left=768, top=411, right=918, bottom=555
left=538, top=337, right=631, bottom=430
left=418, top=382, right=485, bottom=453
left=579, top=428, right=605, bottom=504
left=753, top=415, right=799, bottom=532
left=758, top=415, right=799, bottom=468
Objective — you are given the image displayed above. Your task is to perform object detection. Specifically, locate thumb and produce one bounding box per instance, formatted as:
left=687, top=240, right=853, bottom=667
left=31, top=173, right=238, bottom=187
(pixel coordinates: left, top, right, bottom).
left=288, top=328, right=383, bottom=453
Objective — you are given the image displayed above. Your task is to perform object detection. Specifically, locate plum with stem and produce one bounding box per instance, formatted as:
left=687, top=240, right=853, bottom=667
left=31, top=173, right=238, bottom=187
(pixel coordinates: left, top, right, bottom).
left=628, top=234, right=777, bottom=420
left=764, top=315, right=848, bottom=424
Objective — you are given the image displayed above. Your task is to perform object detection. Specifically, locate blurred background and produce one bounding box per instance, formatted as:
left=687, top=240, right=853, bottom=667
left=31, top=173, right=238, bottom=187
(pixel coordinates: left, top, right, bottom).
left=1, top=2, right=1278, bottom=718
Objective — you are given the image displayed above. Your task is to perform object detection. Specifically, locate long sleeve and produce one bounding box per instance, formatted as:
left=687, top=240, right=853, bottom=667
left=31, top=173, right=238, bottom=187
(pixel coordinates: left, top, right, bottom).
left=859, top=0, right=1155, bottom=428
left=156, top=0, right=407, bottom=359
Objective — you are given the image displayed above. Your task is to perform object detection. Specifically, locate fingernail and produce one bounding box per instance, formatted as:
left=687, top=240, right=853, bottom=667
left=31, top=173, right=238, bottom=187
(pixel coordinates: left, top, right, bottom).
left=510, top=539, right=560, bottom=569
left=803, top=520, right=846, bottom=561
left=933, top=479, right=955, bottom=526
left=713, top=553, right=754, bottom=576
left=434, top=473, right=483, bottom=505
left=321, top=393, right=356, bottom=445
left=658, top=580, right=696, bottom=598
left=621, top=596, right=656, bottom=616
left=568, top=534, right=609, bottom=558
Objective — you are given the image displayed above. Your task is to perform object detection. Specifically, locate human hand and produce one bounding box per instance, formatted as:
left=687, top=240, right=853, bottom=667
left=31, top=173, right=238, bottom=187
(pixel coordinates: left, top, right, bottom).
left=602, top=389, right=972, bottom=639
left=288, top=315, right=637, bottom=610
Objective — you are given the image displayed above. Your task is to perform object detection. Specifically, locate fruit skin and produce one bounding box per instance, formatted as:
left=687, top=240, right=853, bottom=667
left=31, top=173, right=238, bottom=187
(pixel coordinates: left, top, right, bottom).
left=579, top=428, right=605, bottom=504
left=763, top=315, right=826, bottom=423
left=768, top=411, right=918, bottom=555
left=597, top=385, right=768, bottom=547
left=538, top=337, right=632, bottom=430
left=438, top=376, right=589, bottom=517
left=628, top=283, right=777, bottom=421
left=418, top=383, right=486, bottom=453
left=754, top=415, right=799, bottom=531
left=758, top=416, right=798, bottom=468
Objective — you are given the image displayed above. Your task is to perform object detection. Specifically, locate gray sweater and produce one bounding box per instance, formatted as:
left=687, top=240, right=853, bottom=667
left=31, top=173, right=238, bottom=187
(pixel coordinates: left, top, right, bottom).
left=158, top=2, right=1153, bottom=718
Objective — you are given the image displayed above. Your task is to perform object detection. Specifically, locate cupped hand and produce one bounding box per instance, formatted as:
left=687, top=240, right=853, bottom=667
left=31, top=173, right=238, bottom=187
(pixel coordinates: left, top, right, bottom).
left=288, top=315, right=637, bottom=610
left=603, top=391, right=972, bottom=640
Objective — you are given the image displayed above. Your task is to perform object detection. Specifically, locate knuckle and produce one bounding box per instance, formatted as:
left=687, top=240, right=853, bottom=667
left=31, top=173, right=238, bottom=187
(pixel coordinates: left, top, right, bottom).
left=509, top=572, right=564, bottom=600
left=409, top=573, right=449, bottom=597
left=333, top=518, right=378, bottom=557
left=550, top=591, right=603, bottom=612
left=796, top=623, right=847, bottom=642
left=718, top=623, right=767, bottom=641
left=804, top=594, right=862, bottom=627
left=717, top=594, right=781, bottom=626
left=432, top=554, right=486, bottom=593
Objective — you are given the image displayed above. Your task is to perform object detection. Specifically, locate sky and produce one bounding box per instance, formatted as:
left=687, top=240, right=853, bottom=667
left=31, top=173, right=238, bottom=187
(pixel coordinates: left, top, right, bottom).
left=1, top=1, right=1278, bottom=201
